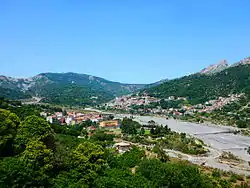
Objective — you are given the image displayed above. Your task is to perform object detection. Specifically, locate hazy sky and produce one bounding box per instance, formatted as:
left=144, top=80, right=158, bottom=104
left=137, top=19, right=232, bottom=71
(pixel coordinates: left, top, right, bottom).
left=0, top=0, right=249, bottom=84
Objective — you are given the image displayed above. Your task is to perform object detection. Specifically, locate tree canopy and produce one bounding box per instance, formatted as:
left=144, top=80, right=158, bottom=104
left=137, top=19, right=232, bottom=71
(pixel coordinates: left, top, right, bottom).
left=0, top=103, right=244, bottom=187
left=15, top=115, right=55, bottom=152
left=0, top=109, right=20, bottom=156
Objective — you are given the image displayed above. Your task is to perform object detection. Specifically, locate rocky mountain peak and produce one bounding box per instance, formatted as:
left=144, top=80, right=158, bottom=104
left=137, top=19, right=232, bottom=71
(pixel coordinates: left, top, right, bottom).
left=233, top=57, right=250, bottom=67
left=200, top=60, right=229, bottom=75
left=238, top=57, right=250, bottom=65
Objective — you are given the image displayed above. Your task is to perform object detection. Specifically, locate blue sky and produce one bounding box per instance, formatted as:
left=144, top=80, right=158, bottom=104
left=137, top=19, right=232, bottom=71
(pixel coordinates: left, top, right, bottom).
left=0, top=0, right=249, bottom=84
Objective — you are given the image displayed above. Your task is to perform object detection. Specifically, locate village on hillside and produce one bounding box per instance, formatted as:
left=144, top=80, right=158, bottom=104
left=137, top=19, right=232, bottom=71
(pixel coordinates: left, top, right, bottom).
left=102, top=93, right=244, bottom=117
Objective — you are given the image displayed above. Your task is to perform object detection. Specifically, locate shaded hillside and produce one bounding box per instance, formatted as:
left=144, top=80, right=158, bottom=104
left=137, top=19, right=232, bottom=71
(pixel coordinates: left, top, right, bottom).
left=143, top=64, right=250, bottom=104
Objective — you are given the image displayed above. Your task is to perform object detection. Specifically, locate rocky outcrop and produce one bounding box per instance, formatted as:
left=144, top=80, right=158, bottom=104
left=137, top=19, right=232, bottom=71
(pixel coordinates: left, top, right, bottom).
left=200, top=60, right=229, bottom=75
left=231, top=57, right=250, bottom=67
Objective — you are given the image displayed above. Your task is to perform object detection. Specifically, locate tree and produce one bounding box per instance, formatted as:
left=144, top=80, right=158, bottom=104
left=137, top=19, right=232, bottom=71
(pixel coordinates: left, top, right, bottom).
left=139, top=127, right=145, bottom=135
left=93, top=168, right=153, bottom=188
left=0, top=155, right=30, bottom=187
left=0, top=140, right=54, bottom=187
left=91, top=131, right=114, bottom=142
left=19, top=140, right=54, bottom=186
left=90, top=131, right=115, bottom=147
left=0, top=109, right=20, bottom=156
left=53, top=142, right=105, bottom=187
left=180, top=132, right=186, bottom=140
left=136, top=159, right=167, bottom=186
left=148, top=120, right=156, bottom=128
left=70, top=142, right=105, bottom=184
left=62, top=110, right=67, bottom=116
left=152, top=145, right=169, bottom=162
left=150, top=127, right=155, bottom=135
left=164, top=125, right=171, bottom=134
left=15, top=115, right=55, bottom=153
left=236, top=120, right=247, bottom=128
left=107, top=114, right=114, bottom=120
left=120, top=118, right=139, bottom=135
left=112, top=146, right=145, bottom=169
left=137, top=159, right=214, bottom=188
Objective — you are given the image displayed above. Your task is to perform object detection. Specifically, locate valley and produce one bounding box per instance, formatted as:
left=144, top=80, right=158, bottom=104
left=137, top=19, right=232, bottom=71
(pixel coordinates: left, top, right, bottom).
left=110, top=113, right=250, bottom=175
left=2, top=2, right=250, bottom=186
left=1, top=56, right=250, bottom=187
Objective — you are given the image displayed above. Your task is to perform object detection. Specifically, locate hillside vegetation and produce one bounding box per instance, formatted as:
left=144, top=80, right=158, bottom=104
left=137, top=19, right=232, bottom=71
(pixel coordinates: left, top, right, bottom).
left=0, top=72, right=146, bottom=106
left=1, top=100, right=248, bottom=187
left=143, top=64, right=250, bottom=104
left=0, top=87, right=31, bottom=100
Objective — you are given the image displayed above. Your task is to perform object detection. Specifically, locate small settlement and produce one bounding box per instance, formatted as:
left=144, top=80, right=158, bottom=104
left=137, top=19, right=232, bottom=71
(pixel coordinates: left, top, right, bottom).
left=43, top=111, right=103, bottom=125
left=41, top=110, right=132, bottom=153
left=103, top=93, right=244, bottom=117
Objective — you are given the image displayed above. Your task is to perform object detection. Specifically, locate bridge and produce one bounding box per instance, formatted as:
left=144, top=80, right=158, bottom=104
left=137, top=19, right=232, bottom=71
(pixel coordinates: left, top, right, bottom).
left=193, top=130, right=236, bottom=136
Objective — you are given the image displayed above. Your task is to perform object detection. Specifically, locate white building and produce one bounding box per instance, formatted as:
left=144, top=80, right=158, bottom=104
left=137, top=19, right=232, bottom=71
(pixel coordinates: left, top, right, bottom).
left=66, top=117, right=73, bottom=125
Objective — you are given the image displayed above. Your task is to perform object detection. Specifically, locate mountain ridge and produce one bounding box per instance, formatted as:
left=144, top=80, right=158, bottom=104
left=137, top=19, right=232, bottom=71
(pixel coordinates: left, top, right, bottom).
left=142, top=56, right=250, bottom=105
left=199, top=60, right=229, bottom=75
left=1, top=56, right=249, bottom=106
left=0, top=72, right=150, bottom=105
left=199, top=57, right=250, bottom=75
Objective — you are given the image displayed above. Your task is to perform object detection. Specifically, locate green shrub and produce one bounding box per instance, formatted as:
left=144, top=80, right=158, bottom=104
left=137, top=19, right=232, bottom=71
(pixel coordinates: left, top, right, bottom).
left=230, top=174, right=238, bottom=183
left=212, top=169, right=221, bottom=178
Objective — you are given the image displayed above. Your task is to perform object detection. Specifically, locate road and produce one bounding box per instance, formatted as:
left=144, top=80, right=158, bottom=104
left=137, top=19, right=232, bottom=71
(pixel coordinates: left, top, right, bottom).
left=114, top=114, right=250, bottom=175
left=21, top=97, right=42, bottom=104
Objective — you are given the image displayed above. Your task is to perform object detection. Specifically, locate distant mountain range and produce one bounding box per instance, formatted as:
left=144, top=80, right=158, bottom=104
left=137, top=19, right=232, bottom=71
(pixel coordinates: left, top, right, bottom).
left=1, top=56, right=249, bottom=106
left=0, top=72, right=166, bottom=106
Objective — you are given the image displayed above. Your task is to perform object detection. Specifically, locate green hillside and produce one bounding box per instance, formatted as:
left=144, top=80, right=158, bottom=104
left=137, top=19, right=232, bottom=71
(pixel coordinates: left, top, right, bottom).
left=37, top=83, right=114, bottom=106
left=0, top=99, right=244, bottom=187
left=0, top=72, right=146, bottom=106
left=0, top=87, right=31, bottom=100
left=143, top=64, right=250, bottom=104
left=37, top=72, right=146, bottom=96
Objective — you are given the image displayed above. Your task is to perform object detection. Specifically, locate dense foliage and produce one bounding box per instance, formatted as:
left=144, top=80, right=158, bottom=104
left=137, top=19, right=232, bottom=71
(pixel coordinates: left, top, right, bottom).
left=0, top=109, right=20, bottom=156
left=0, top=72, right=146, bottom=106
left=38, top=83, right=114, bottom=106
left=120, top=117, right=141, bottom=134
left=0, top=99, right=62, bottom=120
left=0, top=103, right=248, bottom=187
left=143, top=64, right=250, bottom=104
left=0, top=87, right=31, bottom=100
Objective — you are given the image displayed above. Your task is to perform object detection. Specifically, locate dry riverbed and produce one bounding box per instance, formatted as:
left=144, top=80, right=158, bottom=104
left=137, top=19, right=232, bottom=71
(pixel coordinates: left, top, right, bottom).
left=114, top=113, right=250, bottom=175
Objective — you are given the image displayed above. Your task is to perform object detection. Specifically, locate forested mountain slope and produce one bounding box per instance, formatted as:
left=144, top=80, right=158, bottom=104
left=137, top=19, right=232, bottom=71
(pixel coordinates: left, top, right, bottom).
left=143, top=64, right=250, bottom=104
left=0, top=72, right=146, bottom=105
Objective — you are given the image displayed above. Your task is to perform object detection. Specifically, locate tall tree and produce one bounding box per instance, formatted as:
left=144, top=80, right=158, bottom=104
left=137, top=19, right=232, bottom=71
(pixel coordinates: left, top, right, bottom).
left=0, top=109, right=20, bottom=156
left=15, top=115, right=55, bottom=153
left=120, top=118, right=139, bottom=135
left=53, top=142, right=105, bottom=187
